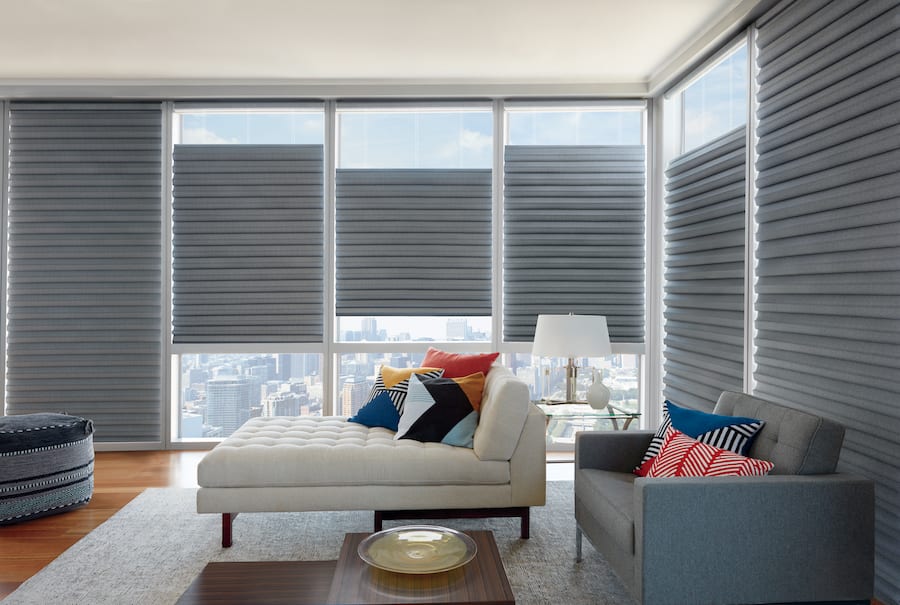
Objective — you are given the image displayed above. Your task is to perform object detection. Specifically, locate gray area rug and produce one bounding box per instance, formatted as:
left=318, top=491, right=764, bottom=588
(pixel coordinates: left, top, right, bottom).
left=3, top=481, right=634, bottom=604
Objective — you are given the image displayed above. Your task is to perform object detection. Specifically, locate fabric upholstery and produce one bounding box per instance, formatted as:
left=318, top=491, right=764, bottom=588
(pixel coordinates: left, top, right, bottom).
left=197, top=370, right=547, bottom=516
left=575, top=392, right=875, bottom=605
left=643, top=427, right=774, bottom=477
left=421, top=347, right=500, bottom=378
left=714, top=391, right=844, bottom=474
left=636, top=400, right=764, bottom=473
left=197, top=416, right=509, bottom=488
left=395, top=372, right=484, bottom=445
left=473, top=364, right=530, bottom=461
left=0, top=413, right=94, bottom=525
left=367, top=366, right=443, bottom=415
left=347, top=391, right=400, bottom=430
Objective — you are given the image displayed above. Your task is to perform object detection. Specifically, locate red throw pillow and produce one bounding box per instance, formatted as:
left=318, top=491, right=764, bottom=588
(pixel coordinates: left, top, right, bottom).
left=421, top=347, right=500, bottom=378
left=645, top=426, right=774, bottom=477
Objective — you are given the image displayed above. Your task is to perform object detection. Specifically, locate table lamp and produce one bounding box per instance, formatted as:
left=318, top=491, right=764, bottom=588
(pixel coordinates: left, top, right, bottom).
left=531, top=314, right=611, bottom=403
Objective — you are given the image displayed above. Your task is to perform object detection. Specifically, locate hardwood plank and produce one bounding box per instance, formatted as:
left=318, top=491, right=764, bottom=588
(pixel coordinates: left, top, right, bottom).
left=0, top=450, right=202, bottom=599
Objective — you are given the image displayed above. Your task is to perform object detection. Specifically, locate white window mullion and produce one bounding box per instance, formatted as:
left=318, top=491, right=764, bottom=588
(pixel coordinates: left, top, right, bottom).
left=162, top=101, right=175, bottom=446
left=744, top=27, right=759, bottom=395
left=492, top=98, right=505, bottom=353
left=324, top=99, right=338, bottom=415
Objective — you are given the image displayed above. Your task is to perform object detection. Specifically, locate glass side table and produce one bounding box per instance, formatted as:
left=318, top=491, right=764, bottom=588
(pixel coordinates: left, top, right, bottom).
left=536, top=402, right=642, bottom=454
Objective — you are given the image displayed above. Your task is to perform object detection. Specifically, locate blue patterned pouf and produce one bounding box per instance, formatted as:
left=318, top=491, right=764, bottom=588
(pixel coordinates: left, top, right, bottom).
left=0, top=413, right=94, bottom=524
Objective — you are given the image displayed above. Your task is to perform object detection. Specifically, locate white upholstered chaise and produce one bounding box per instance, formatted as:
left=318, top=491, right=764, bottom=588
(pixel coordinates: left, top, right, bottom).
left=196, top=365, right=546, bottom=546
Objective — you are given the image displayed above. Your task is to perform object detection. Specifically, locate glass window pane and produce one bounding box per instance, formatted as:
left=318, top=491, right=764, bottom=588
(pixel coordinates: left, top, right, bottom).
left=338, top=110, right=492, bottom=168
left=178, top=353, right=323, bottom=439
left=179, top=110, right=324, bottom=145
left=337, top=317, right=491, bottom=342
left=338, top=352, right=431, bottom=416
left=682, top=44, right=748, bottom=151
left=507, top=109, right=642, bottom=145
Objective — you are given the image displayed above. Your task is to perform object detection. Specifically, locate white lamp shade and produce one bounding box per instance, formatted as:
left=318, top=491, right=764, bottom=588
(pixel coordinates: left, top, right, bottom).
left=531, top=314, right=612, bottom=359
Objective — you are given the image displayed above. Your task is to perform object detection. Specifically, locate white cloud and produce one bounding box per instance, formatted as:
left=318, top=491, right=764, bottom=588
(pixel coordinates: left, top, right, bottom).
left=182, top=127, right=239, bottom=144
left=458, top=128, right=492, bottom=152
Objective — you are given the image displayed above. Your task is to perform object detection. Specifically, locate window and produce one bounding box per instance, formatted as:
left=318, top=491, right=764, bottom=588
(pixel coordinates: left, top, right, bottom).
left=164, top=102, right=648, bottom=445
left=172, top=107, right=326, bottom=440
left=335, top=106, right=494, bottom=342
left=662, top=41, right=750, bottom=411
left=502, top=105, right=646, bottom=344
left=681, top=44, right=748, bottom=152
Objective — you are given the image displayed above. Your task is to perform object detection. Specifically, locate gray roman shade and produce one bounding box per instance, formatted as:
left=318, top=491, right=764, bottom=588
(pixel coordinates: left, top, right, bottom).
left=503, top=145, right=645, bottom=342
left=6, top=102, right=163, bottom=442
left=335, top=169, right=492, bottom=316
left=172, top=145, right=324, bottom=343
left=663, top=127, right=746, bottom=411
left=755, top=0, right=900, bottom=601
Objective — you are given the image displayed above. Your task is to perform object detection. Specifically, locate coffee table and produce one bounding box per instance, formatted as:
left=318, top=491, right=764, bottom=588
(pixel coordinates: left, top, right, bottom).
left=177, top=530, right=514, bottom=605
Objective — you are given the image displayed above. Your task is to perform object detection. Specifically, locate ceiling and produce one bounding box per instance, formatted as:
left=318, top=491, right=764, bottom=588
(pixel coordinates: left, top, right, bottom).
left=0, top=0, right=754, bottom=94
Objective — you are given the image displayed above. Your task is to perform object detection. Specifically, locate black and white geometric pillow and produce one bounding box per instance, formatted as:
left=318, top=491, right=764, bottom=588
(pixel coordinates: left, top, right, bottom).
left=366, top=366, right=444, bottom=415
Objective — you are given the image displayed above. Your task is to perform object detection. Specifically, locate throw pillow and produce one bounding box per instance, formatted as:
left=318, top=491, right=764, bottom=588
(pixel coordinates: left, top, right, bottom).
left=347, top=391, right=400, bottom=431
left=644, top=426, right=774, bottom=477
left=367, top=366, right=444, bottom=415
left=635, top=400, right=765, bottom=476
left=394, top=372, right=485, bottom=447
left=421, top=347, right=500, bottom=378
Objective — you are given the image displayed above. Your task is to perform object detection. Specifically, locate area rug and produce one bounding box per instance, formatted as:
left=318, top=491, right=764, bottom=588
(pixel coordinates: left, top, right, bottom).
left=2, top=481, right=634, bottom=604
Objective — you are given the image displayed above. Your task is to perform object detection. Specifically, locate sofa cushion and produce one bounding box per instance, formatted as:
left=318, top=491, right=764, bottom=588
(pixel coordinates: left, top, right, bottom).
left=636, top=400, right=764, bottom=475
left=198, top=416, right=510, bottom=489
left=395, top=372, right=483, bottom=446
left=575, top=468, right=636, bottom=554
left=714, top=391, right=845, bottom=475
left=348, top=392, right=400, bottom=431
left=643, top=427, right=774, bottom=477
left=422, top=347, right=500, bottom=378
left=473, top=365, right=530, bottom=461
left=367, top=366, right=444, bottom=415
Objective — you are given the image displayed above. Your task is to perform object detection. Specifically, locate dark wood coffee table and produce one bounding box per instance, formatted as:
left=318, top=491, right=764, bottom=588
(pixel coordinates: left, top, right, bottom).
left=177, top=530, right=514, bottom=605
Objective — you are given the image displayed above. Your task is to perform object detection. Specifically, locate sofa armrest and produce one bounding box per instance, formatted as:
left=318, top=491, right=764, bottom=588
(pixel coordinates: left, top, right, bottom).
left=509, top=404, right=547, bottom=506
left=634, top=473, right=875, bottom=605
left=575, top=430, right=654, bottom=473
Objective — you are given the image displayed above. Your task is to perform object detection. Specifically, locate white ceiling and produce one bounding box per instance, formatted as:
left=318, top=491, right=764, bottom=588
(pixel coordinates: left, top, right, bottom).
left=0, top=0, right=752, bottom=93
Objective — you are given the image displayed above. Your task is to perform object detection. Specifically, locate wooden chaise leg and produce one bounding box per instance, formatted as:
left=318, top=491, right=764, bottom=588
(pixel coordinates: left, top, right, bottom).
left=374, top=511, right=383, bottom=532
left=520, top=507, right=530, bottom=539
left=222, top=513, right=238, bottom=547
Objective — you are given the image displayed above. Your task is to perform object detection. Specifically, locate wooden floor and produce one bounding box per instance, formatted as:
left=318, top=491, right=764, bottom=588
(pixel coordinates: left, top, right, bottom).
left=0, top=451, right=885, bottom=605
left=0, top=450, right=205, bottom=599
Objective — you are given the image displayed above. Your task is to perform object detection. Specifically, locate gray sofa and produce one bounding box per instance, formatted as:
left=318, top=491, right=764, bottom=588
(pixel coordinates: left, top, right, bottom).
left=574, top=391, right=875, bottom=605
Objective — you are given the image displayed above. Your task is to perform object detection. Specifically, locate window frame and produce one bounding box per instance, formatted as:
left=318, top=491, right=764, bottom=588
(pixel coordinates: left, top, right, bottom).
left=162, top=100, right=650, bottom=444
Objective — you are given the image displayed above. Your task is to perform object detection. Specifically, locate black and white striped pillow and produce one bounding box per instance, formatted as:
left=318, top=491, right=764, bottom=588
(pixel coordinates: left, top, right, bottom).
left=367, top=366, right=444, bottom=415
left=636, top=400, right=764, bottom=475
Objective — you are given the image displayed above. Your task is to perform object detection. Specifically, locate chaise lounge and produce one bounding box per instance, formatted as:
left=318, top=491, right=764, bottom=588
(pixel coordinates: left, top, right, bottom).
left=197, top=364, right=546, bottom=546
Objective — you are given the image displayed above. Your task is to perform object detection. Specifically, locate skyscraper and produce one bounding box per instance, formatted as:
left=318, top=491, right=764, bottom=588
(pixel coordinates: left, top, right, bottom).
left=206, top=375, right=252, bottom=435
left=341, top=376, right=370, bottom=417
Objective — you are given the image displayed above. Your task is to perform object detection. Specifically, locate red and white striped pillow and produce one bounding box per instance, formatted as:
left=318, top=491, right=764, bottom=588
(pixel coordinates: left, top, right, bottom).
left=644, top=426, right=774, bottom=478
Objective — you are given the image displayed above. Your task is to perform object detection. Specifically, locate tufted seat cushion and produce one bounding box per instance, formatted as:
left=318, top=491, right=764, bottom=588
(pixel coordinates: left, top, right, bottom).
left=198, top=416, right=510, bottom=489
